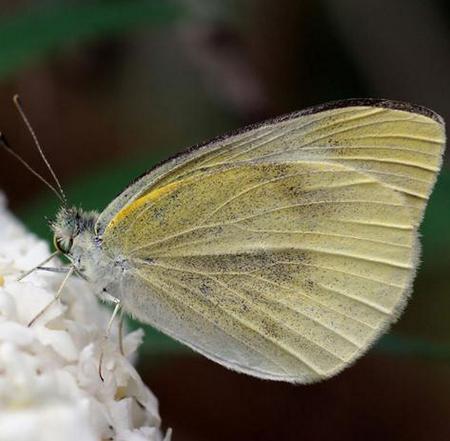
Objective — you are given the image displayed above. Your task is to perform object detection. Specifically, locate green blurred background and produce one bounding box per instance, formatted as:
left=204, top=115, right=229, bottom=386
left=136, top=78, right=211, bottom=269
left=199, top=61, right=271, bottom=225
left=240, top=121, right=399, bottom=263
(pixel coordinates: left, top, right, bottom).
left=0, top=1, right=449, bottom=439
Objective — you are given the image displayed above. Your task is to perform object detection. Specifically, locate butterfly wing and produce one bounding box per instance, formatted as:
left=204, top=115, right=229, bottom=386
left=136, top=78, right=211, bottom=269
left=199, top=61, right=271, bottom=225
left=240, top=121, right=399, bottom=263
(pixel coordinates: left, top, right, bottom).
left=98, top=100, right=445, bottom=383
left=96, top=99, right=444, bottom=233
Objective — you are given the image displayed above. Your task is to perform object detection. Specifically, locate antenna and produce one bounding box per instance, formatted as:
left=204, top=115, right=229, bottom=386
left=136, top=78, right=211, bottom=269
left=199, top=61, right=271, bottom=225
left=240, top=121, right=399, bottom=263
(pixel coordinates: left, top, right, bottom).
left=12, top=94, right=67, bottom=204
left=0, top=132, right=65, bottom=204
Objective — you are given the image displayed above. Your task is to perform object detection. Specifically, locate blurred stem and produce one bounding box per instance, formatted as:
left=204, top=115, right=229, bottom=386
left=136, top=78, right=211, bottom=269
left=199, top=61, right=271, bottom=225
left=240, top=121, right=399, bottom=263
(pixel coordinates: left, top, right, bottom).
left=0, top=0, right=186, bottom=79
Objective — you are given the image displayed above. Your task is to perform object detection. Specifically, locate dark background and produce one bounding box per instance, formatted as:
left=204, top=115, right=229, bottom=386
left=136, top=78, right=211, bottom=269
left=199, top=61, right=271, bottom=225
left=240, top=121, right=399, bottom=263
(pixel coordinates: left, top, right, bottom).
left=0, top=1, right=449, bottom=440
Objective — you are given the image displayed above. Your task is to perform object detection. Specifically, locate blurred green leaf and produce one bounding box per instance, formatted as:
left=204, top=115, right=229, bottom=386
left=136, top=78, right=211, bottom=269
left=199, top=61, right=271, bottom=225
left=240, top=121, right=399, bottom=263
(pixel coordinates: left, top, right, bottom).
left=420, top=169, right=450, bottom=272
left=377, top=333, right=450, bottom=361
left=128, top=319, right=189, bottom=357
left=0, top=0, right=185, bottom=78
left=17, top=159, right=450, bottom=360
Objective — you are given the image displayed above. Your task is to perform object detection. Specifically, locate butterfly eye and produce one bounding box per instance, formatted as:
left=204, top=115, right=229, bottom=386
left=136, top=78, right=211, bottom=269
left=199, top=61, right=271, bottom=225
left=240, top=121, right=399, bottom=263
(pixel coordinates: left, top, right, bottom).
left=54, top=236, right=73, bottom=254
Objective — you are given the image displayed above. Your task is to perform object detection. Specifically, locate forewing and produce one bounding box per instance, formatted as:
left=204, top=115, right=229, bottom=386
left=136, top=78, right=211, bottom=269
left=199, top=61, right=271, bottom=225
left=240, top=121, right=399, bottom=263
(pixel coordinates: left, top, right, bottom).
left=96, top=99, right=445, bottom=233
left=105, top=161, right=420, bottom=382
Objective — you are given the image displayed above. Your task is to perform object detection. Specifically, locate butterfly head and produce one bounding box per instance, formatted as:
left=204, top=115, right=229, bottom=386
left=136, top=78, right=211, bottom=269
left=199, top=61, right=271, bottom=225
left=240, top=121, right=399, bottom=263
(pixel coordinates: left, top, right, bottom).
left=51, top=207, right=98, bottom=255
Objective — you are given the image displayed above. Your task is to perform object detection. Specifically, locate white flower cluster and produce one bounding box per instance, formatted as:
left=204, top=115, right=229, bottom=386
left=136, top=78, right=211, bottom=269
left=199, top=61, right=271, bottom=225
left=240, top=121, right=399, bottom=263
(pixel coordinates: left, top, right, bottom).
left=0, top=194, right=170, bottom=441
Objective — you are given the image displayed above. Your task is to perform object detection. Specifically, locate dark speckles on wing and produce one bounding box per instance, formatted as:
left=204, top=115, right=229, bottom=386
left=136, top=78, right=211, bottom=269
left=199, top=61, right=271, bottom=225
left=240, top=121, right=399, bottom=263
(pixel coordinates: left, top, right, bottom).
left=118, top=158, right=418, bottom=380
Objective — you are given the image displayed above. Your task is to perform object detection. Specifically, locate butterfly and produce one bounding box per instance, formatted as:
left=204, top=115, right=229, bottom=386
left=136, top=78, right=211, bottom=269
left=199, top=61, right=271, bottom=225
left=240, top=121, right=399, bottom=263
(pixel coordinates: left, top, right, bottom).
left=3, top=98, right=446, bottom=383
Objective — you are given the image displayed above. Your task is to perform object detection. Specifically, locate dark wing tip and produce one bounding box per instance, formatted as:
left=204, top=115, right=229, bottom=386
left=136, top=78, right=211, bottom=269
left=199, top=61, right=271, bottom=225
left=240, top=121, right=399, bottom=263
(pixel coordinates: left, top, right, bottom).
left=291, top=98, right=444, bottom=126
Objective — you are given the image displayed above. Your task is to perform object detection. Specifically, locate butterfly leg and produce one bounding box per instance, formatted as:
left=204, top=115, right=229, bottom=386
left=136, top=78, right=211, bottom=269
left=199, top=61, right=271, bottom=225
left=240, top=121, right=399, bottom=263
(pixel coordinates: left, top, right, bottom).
left=118, top=308, right=125, bottom=356
left=35, top=266, right=69, bottom=273
left=99, top=298, right=122, bottom=381
left=35, top=265, right=88, bottom=284
left=18, top=250, right=60, bottom=281
left=27, top=266, right=75, bottom=326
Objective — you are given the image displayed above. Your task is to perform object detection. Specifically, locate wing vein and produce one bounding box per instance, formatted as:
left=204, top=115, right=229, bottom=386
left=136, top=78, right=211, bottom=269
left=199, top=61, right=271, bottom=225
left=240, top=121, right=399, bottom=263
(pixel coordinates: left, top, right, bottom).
left=336, top=157, right=438, bottom=173
left=316, top=282, right=392, bottom=314
left=345, top=134, right=443, bottom=144
left=294, top=145, right=441, bottom=157
left=275, top=260, right=405, bottom=288
left=231, top=224, right=412, bottom=249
